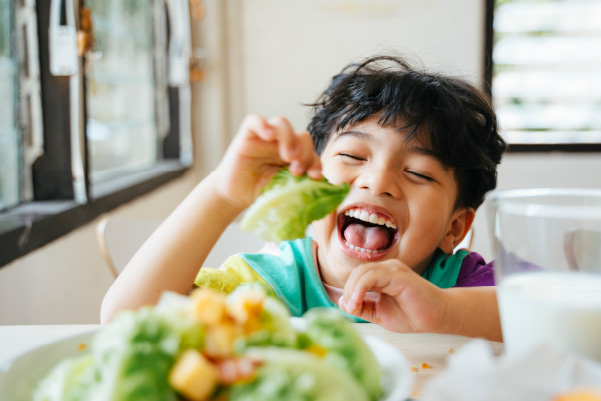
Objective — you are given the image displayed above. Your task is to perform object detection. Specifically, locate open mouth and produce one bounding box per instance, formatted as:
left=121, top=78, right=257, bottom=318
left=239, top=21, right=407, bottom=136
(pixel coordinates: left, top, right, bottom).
left=338, top=208, right=399, bottom=256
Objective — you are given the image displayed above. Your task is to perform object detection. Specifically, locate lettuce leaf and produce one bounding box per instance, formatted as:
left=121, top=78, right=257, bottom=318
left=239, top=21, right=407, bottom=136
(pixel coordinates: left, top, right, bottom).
left=229, top=348, right=370, bottom=401
left=228, top=283, right=298, bottom=351
left=32, top=354, right=96, bottom=401
left=304, top=308, right=383, bottom=401
left=240, top=168, right=349, bottom=243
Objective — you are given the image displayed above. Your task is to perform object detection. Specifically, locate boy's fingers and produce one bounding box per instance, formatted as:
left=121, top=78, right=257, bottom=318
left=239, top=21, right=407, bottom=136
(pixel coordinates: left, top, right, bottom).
left=236, top=114, right=321, bottom=177
left=341, top=262, right=408, bottom=314
left=267, top=116, right=298, bottom=162
left=240, top=114, right=274, bottom=140
left=347, top=269, right=390, bottom=310
left=290, top=132, right=322, bottom=177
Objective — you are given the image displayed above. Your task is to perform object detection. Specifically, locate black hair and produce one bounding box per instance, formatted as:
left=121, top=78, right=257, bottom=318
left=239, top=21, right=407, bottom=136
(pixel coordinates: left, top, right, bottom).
left=306, top=55, right=507, bottom=210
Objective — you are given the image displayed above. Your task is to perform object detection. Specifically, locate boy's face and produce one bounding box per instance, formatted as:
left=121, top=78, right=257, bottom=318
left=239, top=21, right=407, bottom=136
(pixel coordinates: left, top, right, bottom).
left=312, top=116, right=472, bottom=288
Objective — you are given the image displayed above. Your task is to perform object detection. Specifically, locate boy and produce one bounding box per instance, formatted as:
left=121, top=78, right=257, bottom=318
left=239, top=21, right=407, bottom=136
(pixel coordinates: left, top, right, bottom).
left=101, top=55, right=506, bottom=341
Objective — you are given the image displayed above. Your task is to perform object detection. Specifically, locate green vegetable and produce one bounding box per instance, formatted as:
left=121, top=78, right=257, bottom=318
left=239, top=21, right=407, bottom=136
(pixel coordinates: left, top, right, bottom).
left=32, top=354, right=96, bottom=401
left=304, top=308, right=382, bottom=401
left=240, top=168, right=349, bottom=243
left=229, top=348, right=370, bottom=401
left=229, top=283, right=298, bottom=351
left=33, top=293, right=203, bottom=401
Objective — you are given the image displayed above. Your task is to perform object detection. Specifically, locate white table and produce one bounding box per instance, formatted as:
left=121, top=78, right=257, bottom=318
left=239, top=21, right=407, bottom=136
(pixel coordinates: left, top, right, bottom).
left=0, top=324, right=504, bottom=397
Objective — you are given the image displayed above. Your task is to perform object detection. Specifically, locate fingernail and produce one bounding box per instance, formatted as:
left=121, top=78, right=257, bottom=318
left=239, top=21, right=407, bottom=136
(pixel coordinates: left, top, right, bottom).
left=289, top=161, right=301, bottom=175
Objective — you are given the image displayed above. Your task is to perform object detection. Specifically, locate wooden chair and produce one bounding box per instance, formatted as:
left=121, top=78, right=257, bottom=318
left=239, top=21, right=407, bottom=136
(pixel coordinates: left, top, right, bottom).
left=96, top=217, right=265, bottom=278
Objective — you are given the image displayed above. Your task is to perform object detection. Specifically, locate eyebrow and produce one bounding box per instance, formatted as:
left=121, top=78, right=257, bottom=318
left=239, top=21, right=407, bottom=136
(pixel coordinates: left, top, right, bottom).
left=408, top=144, right=437, bottom=158
left=408, top=145, right=450, bottom=170
left=332, top=130, right=374, bottom=142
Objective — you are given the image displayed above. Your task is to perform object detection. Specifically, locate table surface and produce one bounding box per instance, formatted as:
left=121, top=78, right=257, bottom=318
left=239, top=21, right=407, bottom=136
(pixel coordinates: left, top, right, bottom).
left=0, top=324, right=504, bottom=398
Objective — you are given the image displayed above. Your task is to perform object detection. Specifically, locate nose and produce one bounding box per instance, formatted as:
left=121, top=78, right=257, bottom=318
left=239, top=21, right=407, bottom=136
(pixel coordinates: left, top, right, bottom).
left=355, top=163, right=401, bottom=198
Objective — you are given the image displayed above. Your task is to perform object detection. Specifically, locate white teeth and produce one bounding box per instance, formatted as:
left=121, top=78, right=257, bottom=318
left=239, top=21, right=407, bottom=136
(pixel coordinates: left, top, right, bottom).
left=345, top=208, right=396, bottom=229
left=344, top=240, right=385, bottom=254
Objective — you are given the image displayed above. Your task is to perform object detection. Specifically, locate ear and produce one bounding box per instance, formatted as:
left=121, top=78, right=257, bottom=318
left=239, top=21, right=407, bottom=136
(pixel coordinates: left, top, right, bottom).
left=439, top=207, right=476, bottom=254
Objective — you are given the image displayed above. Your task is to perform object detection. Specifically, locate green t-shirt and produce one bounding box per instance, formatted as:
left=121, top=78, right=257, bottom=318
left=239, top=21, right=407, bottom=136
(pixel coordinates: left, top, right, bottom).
left=195, top=237, right=470, bottom=320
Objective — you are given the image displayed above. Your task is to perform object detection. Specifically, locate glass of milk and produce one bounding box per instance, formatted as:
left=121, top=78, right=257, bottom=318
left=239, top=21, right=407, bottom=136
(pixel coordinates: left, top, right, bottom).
left=486, top=188, right=601, bottom=362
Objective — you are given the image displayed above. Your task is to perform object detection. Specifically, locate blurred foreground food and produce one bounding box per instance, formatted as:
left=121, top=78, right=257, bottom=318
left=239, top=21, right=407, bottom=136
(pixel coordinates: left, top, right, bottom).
left=33, top=284, right=382, bottom=401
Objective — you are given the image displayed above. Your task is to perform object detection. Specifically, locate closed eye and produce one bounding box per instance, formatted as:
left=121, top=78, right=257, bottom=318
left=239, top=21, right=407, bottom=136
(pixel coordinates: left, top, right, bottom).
left=408, top=171, right=435, bottom=182
left=339, top=153, right=365, bottom=161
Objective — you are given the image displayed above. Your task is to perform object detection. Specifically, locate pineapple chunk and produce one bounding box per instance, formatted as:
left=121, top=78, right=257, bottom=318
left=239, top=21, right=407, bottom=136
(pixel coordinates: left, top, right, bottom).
left=227, top=290, right=265, bottom=326
left=204, top=320, right=242, bottom=358
left=169, top=349, right=219, bottom=401
left=190, top=288, right=227, bottom=325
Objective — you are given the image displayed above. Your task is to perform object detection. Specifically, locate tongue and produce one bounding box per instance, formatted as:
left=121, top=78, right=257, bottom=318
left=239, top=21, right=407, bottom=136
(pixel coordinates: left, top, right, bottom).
left=344, top=223, right=391, bottom=250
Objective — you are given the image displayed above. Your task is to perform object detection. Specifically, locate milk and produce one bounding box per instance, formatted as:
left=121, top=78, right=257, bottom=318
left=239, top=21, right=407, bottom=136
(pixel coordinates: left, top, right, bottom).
left=497, top=271, right=601, bottom=362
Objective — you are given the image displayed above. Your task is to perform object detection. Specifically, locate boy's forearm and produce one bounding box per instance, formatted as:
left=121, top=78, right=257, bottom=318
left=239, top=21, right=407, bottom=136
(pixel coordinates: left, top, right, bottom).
left=100, top=171, right=244, bottom=323
left=440, top=287, right=503, bottom=342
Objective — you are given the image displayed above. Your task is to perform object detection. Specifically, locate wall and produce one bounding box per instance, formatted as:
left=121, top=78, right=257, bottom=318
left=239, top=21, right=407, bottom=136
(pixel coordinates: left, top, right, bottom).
left=228, top=0, right=485, bottom=128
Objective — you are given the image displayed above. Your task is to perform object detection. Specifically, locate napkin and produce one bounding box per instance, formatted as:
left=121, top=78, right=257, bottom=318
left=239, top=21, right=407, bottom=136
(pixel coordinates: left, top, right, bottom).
left=420, top=340, right=601, bottom=401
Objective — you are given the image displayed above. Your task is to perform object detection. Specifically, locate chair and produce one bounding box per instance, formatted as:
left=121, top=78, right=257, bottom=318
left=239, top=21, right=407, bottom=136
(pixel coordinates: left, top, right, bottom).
left=96, top=217, right=265, bottom=278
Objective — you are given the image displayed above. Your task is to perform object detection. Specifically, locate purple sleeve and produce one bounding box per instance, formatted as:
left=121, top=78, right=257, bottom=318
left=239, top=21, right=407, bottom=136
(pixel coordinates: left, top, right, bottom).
left=455, top=252, right=495, bottom=287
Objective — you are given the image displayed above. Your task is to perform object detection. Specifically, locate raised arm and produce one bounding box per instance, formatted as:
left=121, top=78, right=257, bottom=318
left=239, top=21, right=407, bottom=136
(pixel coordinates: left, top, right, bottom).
left=100, top=115, right=321, bottom=323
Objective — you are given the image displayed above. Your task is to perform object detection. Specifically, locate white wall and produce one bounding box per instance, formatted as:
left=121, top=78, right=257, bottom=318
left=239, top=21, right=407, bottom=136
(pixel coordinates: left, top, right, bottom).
left=2, top=0, right=600, bottom=324
left=229, top=0, right=485, bottom=128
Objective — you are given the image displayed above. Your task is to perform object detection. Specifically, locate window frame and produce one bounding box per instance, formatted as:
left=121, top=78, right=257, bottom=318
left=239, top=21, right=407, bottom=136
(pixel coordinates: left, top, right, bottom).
left=0, top=0, right=190, bottom=268
left=484, top=0, right=601, bottom=153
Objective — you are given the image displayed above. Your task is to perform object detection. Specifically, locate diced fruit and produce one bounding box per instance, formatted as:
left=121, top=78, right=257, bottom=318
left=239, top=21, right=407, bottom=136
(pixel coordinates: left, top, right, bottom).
left=169, top=349, right=219, bottom=401
left=204, top=320, right=242, bottom=358
left=190, top=288, right=227, bottom=325
left=227, top=289, right=265, bottom=333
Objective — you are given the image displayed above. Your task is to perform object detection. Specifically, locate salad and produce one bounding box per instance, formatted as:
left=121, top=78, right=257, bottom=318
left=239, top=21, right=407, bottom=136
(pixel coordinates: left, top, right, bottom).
left=33, top=284, right=382, bottom=401
left=240, top=168, right=350, bottom=243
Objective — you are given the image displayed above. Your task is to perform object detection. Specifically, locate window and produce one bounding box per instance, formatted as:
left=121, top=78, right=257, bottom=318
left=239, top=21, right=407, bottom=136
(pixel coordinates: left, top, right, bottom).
left=0, top=0, right=42, bottom=211
left=85, top=0, right=166, bottom=182
left=487, top=0, right=601, bottom=150
left=0, top=0, right=19, bottom=211
left=0, top=0, right=193, bottom=267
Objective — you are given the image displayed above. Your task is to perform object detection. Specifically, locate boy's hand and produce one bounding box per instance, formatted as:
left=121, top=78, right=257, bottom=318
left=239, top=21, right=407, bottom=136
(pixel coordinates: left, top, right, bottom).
left=338, top=260, right=450, bottom=334
left=214, top=115, right=322, bottom=211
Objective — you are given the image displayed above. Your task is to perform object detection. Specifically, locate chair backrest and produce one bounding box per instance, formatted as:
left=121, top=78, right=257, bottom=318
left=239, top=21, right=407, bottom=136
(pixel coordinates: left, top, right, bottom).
left=96, top=217, right=265, bottom=278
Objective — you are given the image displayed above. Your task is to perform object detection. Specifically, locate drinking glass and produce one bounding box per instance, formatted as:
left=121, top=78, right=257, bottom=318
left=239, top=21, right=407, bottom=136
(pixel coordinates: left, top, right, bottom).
left=487, top=188, right=601, bottom=361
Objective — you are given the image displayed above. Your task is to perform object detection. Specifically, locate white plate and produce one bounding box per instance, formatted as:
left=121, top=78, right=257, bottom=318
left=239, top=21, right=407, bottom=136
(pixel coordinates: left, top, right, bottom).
left=0, top=328, right=413, bottom=401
